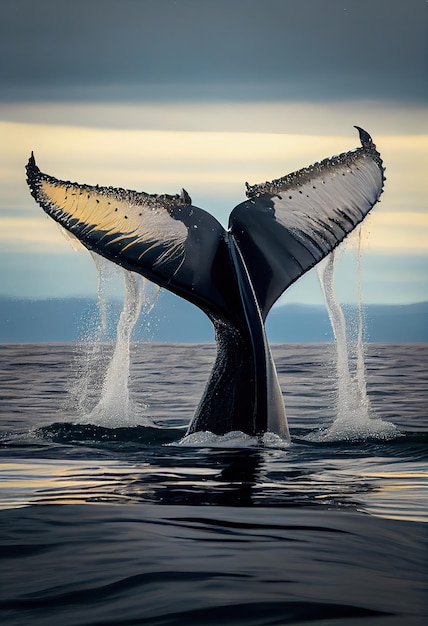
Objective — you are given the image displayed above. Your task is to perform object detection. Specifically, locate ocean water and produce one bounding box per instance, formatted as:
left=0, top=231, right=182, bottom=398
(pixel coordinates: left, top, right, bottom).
left=0, top=342, right=427, bottom=626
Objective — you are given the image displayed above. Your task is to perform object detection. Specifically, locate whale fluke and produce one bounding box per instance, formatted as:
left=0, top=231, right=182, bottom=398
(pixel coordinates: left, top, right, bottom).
left=231, top=127, right=384, bottom=317
left=26, top=128, right=385, bottom=439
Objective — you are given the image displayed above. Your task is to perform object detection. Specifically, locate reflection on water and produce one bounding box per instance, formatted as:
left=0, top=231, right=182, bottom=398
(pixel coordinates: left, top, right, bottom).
left=1, top=436, right=427, bottom=522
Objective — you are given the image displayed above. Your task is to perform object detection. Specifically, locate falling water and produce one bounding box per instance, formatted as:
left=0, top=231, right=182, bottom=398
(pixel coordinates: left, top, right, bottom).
left=64, top=252, right=113, bottom=416
left=313, top=235, right=398, bottom=441
left=70, top=254, right=158, bottom=427
left=91, top=251, right=109, bottom=334
left=85, top=270, right=145, bottom=427
left=317, top=251, right=352, bottom=409
left=355, top=228, right=368, bottom=399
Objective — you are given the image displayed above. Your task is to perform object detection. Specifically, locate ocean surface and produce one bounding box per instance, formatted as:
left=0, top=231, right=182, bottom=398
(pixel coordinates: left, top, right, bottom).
left=0, top=342, right=427, bottom=626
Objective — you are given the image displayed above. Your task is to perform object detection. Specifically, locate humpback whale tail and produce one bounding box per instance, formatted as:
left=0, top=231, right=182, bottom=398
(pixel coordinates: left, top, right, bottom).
left=26, top=127, right=385, bottom=440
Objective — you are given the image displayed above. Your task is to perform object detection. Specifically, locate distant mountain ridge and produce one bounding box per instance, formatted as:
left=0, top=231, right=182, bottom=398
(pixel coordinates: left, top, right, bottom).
left=0, top=293, right=426, bottom=343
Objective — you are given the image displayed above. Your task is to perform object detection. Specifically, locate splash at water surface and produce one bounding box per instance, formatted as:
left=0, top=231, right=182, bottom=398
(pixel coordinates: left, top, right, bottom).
left=311, top=235, right=399, bottom=442
left=70, top=254, right=158, bottom=428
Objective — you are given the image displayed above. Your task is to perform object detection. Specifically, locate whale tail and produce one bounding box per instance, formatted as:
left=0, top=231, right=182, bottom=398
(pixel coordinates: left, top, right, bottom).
left=26, top=127, right=385, bottom=438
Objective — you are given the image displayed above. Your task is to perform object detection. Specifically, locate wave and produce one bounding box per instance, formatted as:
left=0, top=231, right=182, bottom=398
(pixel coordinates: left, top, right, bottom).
left=36, top=422, right=184, bottom=449
left=0, top=503, right=426, bottom=625
left=27, top=422, right=428, bottom=459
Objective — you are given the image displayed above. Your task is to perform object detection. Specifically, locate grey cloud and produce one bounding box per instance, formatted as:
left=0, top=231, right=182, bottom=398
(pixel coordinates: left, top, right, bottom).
left=1, top=0, right=426, bottom=102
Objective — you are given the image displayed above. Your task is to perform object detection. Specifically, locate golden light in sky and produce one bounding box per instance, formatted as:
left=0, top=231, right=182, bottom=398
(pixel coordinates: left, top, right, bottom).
left=1, top=123, right=427, bottom=245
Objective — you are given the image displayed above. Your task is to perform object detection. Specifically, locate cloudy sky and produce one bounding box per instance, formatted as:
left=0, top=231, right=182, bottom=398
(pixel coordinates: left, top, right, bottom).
left=1, top=0, right=427, bottom=305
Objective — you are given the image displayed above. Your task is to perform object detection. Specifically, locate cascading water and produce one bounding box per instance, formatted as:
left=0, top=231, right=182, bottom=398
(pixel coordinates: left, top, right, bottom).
left=70, top=254, right=158, bottom=428
left=85, top=269, right=145, bottom=427
left=313, top=233, right=398, bottom=440
left=355, top=228, right=368, bottom=400
left=64, top=252, right=113, bottom=416
left=91, top=251, right=109, bottom=334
